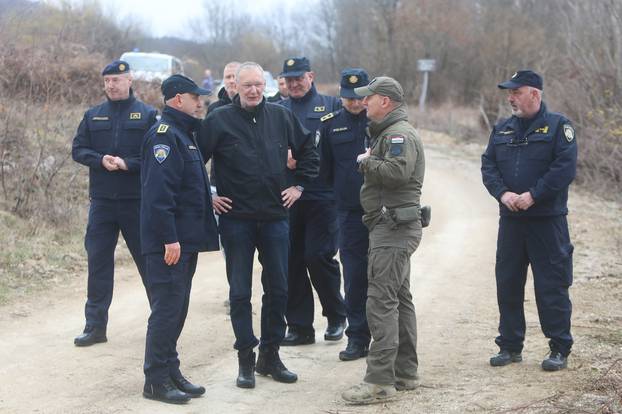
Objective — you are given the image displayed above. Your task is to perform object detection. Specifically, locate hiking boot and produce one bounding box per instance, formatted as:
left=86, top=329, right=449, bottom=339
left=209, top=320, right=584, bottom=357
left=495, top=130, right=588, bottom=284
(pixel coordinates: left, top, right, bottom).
left=255, top=347, right=297, bottom=383
left=541, top=351, right=568, bottom=371
left=236, top=348, right=256, bottom=388
left=339, top=341, right=369, bottom=361
left=342, top=382, right=396, bottom=404
left=395, top=376, right=418, bottom=391
left=489, top=350, right=522, bottom=366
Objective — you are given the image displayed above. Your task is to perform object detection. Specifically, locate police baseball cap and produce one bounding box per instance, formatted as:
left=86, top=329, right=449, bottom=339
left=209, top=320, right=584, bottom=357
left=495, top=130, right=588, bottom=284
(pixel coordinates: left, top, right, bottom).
left=161, top=74, right=210, bottom=100
left=339, top=68, right=369, bottom=99
left=280, top=57, right=311, bottom=77
left=498, top=70, right=543, bottom=90
left=102, top=60, right=130, bottom=76
left=354, top=76, right=404, bottom=102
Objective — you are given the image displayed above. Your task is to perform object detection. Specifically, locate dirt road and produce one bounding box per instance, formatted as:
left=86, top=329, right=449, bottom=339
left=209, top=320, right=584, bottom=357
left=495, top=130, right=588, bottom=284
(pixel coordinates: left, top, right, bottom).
left=0, top=140, right=601, bottom=413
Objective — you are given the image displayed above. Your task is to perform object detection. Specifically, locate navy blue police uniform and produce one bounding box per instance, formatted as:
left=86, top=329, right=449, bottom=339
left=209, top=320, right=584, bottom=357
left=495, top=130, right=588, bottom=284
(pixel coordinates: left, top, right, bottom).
left=481, top=70, right=577, bottom=364
left=141, top=75, right=219, bottom=403
left=72, top=60, right=157, bottom=344
left=279, top=57, right=347, bottom=343
left=319, top=68, right=372, bottom=357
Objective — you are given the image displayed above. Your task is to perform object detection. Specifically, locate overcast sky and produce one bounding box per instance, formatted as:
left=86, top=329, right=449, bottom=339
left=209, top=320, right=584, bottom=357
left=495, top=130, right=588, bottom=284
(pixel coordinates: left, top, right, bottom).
left=50, top=0, right=296, bottom=39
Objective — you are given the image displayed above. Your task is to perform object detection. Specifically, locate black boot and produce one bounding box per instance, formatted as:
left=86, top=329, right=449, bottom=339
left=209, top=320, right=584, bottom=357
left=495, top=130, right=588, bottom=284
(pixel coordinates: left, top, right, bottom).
left=143, top=380, right=190, bottom=404
left=74, top=326, right=107, bottom=347
left=255, top=347, right=297, bottom=383
left=237, top=348, right=256, bottom=388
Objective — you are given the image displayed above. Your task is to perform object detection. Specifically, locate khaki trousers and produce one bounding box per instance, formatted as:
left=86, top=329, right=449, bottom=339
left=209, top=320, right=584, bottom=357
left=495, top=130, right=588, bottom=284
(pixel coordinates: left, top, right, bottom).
left=364, top=220, right=422, bottom=385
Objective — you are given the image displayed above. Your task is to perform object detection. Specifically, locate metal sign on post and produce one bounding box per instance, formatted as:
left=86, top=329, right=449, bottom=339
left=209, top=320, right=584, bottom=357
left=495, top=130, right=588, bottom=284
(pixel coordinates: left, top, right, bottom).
left=417, top=59, right=436, bottom=112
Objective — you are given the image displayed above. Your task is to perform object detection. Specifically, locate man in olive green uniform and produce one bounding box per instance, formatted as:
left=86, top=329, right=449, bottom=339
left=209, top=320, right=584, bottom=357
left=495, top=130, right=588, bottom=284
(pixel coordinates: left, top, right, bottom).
left=342, top=77, right=425, bottom=404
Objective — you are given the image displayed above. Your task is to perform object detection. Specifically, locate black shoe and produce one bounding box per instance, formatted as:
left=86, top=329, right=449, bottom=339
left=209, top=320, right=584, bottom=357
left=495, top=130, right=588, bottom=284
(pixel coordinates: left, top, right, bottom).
left=256, top=348, right=298, bottom=383
left=324, top=321, right=346, bottom=341
left=143, top=380, right=191, bottom=404
left=74, top=326, right=107, bottom=347
left=542, top=351, right=568, bottom=371
left=339, top=341, right=369, bottom=361
left=489, top=350, right=522, bottom=366
left=171, top=375, right=205, bottom=397
left=236, top=348, right=256, bottom=389
left=281, top=329, right=315, bottom=346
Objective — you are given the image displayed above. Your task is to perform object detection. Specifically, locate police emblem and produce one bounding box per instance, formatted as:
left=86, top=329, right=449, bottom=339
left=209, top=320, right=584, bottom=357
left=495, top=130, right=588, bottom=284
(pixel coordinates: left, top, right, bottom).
left=153, top=144, right=170, bottom=164
left=349, top=75, right=358, bottom=84
left=129, top=112, right=141, bottom=120
left=563, top=124, right=575, bottom=142
left=287, top=59, right=295, bottom=66
left=119, top=63, right=126, bottom=71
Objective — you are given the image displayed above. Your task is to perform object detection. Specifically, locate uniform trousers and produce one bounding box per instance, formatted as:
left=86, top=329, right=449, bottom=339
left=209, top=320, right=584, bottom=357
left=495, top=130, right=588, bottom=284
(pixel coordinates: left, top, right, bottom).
left=144, top=253, right=197, bottom=384
left=495, top=215, right=574, bottom=356
left=286, top=199, right=346, bottom=334
left=364, top=220, right=421, bottom=385
left=84, top=198, right=148, bottom=328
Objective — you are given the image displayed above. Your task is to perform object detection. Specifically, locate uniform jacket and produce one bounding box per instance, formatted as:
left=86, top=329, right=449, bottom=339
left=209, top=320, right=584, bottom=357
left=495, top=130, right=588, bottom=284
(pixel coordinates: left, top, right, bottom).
left=481, top=103, right=577, bottom=217
left=319, top=108, right=368, bottom=211
left=140, top=106, right=219, bottom=255
left=280, top=84, right=341, bottom=200
left=72, top=91, right=157, bottom=200
left=359, top=105, right=425, bottom=226
left=198, top=96, right=319, bottom=221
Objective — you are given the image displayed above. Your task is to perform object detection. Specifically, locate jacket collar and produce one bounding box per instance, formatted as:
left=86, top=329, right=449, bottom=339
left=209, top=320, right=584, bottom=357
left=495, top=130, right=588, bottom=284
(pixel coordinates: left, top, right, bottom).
left=218, top=87, right=233, bottom=105
left=162, top=105, right=201, bottom=134
left=232, top=94, right=267, bottom=121
left=106, top=88, right=135, bottom=108
left=290, top=83, right=318, bottom=104
left=368, top=104, right=409, bottom=138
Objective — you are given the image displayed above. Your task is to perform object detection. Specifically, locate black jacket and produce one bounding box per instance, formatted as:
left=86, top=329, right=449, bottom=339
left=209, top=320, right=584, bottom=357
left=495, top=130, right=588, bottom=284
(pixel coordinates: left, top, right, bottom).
left=141, top=106, right=219, bottom=254
left=198, top=96, right=319, bottom=221
left=207, top=87, right=233, bottom=114
left=481, top=103, right=577, bottom=217
left=72, top=91, right=157, bottom=200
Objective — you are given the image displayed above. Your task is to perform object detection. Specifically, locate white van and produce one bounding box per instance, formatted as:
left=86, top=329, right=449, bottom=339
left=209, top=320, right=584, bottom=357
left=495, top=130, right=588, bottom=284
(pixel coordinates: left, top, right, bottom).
left=119, top=52, right=183, bottom=82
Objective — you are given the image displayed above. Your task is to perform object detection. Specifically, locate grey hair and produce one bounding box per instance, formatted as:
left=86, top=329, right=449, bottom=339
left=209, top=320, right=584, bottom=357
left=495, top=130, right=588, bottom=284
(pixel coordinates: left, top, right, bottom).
left=236, top=62, right=264, bottom=79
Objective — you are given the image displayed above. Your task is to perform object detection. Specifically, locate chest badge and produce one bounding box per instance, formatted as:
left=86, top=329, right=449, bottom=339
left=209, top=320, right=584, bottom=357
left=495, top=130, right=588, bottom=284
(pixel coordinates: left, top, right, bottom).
left=314, top=106, right=325, bottom=112
left=129, top=112, right=141, bottom=120
left=153, top=144, right=170, bottom=164
left=563, top=124, right=575, bottom=142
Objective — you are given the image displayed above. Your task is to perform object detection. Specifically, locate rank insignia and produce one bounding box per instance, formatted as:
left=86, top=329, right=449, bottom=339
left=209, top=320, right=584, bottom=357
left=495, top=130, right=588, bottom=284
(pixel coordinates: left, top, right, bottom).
left=320, top=112, right=334, bottom=122
left=349, top=75, right=358, bottom=84
left=535, top=126, right=549, bottom=134
left=153, top=144, right=170, bottom=164
left=563, top=124, right=575, bottom=142
left=314, top=106, right=325, bottom=112
left=118, top=63, right=126, bottom=71
left=287, top=59, right=295, bottom=66
left=129, top=112, right=141, bottom=120
left=157, top=124, right=169, bottom=134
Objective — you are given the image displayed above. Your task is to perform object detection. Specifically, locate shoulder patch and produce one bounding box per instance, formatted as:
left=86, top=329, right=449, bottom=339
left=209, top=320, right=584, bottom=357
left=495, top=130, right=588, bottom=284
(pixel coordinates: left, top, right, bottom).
left=153, top=144, right=170, bottom=164
left=157, top=124, right=169, bottom=134
left=563, top=124, right=575, bottom=142
left=320, top=112, right=335, bottom=122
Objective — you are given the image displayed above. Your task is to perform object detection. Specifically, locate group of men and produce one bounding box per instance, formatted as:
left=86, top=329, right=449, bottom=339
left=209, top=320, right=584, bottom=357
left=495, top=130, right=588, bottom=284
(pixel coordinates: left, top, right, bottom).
left=71, top=54, right=576, bottom=406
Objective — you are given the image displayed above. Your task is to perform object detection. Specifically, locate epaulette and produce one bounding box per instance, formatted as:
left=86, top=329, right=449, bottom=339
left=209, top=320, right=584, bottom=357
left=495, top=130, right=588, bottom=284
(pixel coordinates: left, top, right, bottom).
left=156, top=124, right=169, bottom=134
left=320, top=112, right=335, bottom=122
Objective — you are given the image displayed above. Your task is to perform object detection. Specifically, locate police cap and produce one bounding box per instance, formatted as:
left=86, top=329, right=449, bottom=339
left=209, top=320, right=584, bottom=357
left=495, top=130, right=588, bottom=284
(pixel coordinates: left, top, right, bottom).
left=339, top=68, right=369, bottom=99
left=498, top=70, right=543, bottom=90
left=280, top=57, right=311, bottom=77
left=354, top=76, right=404, bottom=102
left=161, top=74, right=210, bottom=100
left=102, top=60, right=130, bottom=76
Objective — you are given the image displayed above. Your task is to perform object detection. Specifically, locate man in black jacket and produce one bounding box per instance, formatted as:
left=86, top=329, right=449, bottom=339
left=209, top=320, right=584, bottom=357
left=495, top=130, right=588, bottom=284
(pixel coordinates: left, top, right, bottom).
left=72, top=60, right=157, bottom=346
left=198, top=62, right=319, bottom=390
